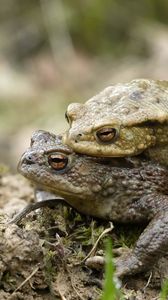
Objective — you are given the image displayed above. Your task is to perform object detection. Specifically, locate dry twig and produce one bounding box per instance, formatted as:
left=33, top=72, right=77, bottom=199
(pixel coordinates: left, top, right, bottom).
left=12, top=264, right=40, bottom=294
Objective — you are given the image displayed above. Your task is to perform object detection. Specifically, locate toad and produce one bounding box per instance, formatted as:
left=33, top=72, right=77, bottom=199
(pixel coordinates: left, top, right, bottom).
left=17, top=130, right=168, bottom=277
left=64, top=79, right=168, bottom=165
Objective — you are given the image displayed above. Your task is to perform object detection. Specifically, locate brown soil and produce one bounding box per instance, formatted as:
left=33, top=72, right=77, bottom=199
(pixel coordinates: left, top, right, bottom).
left=0, top=172, right=166, bottom=300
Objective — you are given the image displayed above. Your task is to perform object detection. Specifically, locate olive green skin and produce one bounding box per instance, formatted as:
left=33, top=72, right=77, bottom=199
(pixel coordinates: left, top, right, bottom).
left=64, top=79, right=168, bottom=166
left=18, top=130, right=168, bottom=277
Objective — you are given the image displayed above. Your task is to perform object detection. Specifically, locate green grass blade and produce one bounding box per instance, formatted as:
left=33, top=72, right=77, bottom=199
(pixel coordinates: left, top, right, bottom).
left=160, top=279, right=168, bottom=300
left=101, top=239, right=122, bottom=300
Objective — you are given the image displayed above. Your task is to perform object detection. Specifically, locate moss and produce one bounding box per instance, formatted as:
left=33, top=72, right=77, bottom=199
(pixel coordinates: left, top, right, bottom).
left=43, top=249, right=57, bottom=284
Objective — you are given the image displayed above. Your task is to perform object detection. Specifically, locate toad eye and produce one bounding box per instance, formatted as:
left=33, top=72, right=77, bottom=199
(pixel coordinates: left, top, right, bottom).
left=48, top=153, right=68, bottom=170
left=96, top=128, right=118, bottom=144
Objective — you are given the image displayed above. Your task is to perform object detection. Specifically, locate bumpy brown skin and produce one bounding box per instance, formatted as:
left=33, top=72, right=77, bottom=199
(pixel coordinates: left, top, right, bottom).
left=64, top=79, right=168, bottom=165
left=18, top=130, right=168, bottom=277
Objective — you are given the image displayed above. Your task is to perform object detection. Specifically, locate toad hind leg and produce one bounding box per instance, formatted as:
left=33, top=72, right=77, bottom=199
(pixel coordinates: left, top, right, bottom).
left=115, top=209, right=168, bottom=277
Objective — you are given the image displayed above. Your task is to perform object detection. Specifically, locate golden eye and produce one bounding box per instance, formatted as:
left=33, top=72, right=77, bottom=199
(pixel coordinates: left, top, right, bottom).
left=96, top=128, right=118, bottom=144
left=48, top=153, right=68, bottom=170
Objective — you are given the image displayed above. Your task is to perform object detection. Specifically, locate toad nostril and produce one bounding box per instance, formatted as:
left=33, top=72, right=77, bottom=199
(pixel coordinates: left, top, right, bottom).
left=24, top=154, right=36, bottom=165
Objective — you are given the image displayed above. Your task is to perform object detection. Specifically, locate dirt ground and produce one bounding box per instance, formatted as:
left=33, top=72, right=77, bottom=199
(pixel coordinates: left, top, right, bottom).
left=0, top=171, right=166, bottom=300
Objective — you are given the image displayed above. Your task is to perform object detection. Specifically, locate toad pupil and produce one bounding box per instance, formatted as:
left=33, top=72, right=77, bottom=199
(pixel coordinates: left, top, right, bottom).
left=48, top=154, right=68, bottom=170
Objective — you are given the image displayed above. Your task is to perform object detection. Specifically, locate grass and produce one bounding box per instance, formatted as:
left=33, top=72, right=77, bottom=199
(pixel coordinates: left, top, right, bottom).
left=160, top=279, right=168, bottom=300
left=101, top=239, right=123, bottom=300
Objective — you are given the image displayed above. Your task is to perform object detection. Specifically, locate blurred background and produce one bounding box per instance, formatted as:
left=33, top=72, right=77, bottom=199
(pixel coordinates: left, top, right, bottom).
left=0, top=0, right=168, bottom=171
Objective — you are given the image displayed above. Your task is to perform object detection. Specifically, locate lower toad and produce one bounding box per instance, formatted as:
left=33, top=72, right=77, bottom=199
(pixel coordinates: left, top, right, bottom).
left=17, top=130, right=168, bottom=277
